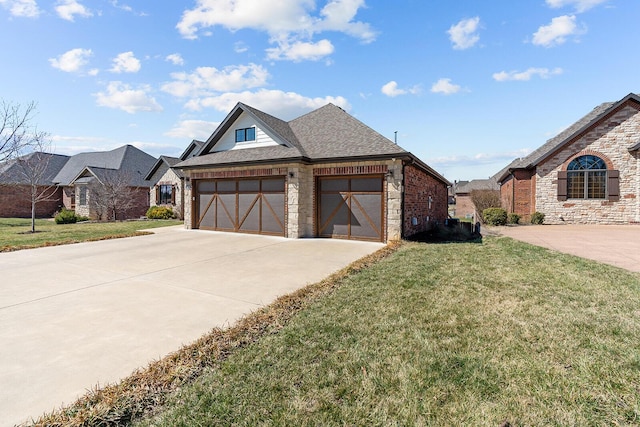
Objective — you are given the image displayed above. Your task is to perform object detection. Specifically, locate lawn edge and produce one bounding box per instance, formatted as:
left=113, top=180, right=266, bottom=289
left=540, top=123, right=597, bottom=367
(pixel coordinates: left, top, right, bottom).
left=26, top=240, right=403, bottom=427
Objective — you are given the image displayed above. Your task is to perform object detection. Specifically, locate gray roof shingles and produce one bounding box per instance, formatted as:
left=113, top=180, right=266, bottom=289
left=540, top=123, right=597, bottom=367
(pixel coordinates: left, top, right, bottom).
left=178, top=103, right=408, bottom=168
left=53, top=145, right=156, bottom=187
left=0, top=152, right=70, bottom=185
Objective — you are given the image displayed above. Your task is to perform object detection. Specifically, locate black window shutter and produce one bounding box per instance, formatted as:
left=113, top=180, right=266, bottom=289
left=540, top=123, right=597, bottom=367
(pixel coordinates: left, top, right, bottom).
left=155, top=186, right=160, bottom=204
left=171, top=185, right=176, bottom=204
left=557, top=170, right=567, bottom=201
left=608, top=170, right=620, bottom=201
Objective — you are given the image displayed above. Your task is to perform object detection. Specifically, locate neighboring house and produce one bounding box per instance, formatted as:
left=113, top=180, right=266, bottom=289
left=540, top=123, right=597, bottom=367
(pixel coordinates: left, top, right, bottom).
left=175, top=102, right=450, bottom=242
left=52, top=145, right=156, bottom=220
left=146, top=140, right=204, bottom=219
left=0, top=152, right=70, bottom=217
left=453, top=176, right=499, bottom=220
left=497, top=92, right=640, bottom=224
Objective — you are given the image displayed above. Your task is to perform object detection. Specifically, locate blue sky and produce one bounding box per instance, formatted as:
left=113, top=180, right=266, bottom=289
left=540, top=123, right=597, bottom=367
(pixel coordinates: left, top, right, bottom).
left=0, top=0, right=638, bottom=181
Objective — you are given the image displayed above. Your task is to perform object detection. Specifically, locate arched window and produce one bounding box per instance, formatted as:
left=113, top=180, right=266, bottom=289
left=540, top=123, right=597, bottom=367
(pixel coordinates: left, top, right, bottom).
left=566, top=155, right=607, bottom=199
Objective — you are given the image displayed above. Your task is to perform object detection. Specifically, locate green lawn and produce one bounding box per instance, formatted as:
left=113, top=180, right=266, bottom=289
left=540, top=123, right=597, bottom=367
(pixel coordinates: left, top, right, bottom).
left=33, top=236, right=640, bottom=426
left=0, top=218, right=182, bottom=252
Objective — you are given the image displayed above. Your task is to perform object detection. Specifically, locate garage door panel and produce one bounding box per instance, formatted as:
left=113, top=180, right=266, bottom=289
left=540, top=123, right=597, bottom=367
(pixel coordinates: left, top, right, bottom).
left=319, top=193, right=349, bottom=237
left=262, top=193, right=285, bottom=234
left=198, top=194, right=215, bottom=229
left=238, top=193, right=260, bottom=232
left=318, top=176, right=384, bottom=241
left=216, top=194, right=236, bottom=230
left=196, top=178, right=285, bottom=236
left=351, top=194, right=382, bottom=239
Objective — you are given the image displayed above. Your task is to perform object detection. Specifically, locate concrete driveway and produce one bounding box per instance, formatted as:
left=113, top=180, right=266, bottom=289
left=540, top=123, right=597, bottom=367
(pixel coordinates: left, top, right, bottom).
left=0, top=227, right=383, bottom=426
left=496, top=224, right=640, bottom=273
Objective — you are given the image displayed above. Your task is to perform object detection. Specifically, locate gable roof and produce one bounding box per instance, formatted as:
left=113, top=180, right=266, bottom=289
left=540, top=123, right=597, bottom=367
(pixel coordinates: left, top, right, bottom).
left=176, top=103, right=449, bottom=185
left=497, top=93, right=640, bottom=182
left=455, top=178, right=499, bottom=195
left=180, top=140, right=205, bottom=161
left=53, top=145, right=156, bottom=187
left=0, top=152, right=70, bottom=185
left=144, top=155, right=182, bottom=181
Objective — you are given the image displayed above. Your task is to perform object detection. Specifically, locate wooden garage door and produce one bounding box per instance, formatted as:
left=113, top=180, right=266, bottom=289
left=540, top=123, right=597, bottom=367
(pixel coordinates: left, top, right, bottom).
left=317, top=176, right=384, bottom=241
left=196, top=177, right=285, bottom=236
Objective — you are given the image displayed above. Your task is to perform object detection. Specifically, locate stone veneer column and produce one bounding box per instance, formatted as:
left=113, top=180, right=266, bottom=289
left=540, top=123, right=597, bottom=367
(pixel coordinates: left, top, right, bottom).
left=386, top=160, right=403, bottom=240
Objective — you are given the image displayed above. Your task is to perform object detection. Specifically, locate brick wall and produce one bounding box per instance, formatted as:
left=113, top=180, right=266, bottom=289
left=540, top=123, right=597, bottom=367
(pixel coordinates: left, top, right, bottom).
left=0, top=185, right=63, bottom=218
left=536, top=103, right=640, bottom=224
left=402, top=164, right=448, bottom=237
left=454, top=194, right=477, bottom=220
left=149, top=167, right=184, bottom=219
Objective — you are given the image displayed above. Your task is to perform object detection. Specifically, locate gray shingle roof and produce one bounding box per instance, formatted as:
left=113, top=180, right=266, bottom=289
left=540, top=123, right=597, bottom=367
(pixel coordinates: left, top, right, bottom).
left=144, top=155, right=182, bottom=181
left=455, top=178, right=499, bottom=194
left=53, top=145, right=156, bottom=187
left=177, top=103, right=408, bottom=168
left=0, top=152, right=70, bottom=185
left=496, top=93, right=640, bottom=182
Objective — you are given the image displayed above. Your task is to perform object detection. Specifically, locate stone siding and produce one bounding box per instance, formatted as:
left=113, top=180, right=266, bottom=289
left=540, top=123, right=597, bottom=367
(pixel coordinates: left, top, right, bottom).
left=536, top=104, right=640, bottom=224
left=0, top=185, right=63, bottom=218
left=402, top=164, right=448, bottom=237
left=149, top=167, right=184, bottom=219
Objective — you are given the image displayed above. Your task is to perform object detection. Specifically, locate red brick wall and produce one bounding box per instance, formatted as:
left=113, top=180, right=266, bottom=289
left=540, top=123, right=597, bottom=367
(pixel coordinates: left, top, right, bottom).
left=454, top=194, right=477, bottom=219
left=403, top=165, right=448, bottom=237
left=115, top=187, right=150, bottom=220
left=500, top=176, right=514, bottom=213
left=0, top=185, right=63, bottom=218
left=513, top=170, right=535, bottom=219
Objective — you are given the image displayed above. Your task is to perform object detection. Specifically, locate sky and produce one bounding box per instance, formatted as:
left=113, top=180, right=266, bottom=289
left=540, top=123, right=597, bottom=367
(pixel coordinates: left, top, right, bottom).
left=0, top=0, right=639, bottom=182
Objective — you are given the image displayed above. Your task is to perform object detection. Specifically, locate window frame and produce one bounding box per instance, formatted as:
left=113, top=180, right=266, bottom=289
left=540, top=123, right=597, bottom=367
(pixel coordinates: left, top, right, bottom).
left=566, top=155, right=607, bottom=200
left=235, top=127, right=256, bottom=143
left=158, top=184, right=174, bottom=205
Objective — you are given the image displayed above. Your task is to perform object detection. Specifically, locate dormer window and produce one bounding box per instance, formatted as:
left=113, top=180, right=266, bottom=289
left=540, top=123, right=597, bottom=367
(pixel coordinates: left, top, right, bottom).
left=235, top=127, right=256, bottom=143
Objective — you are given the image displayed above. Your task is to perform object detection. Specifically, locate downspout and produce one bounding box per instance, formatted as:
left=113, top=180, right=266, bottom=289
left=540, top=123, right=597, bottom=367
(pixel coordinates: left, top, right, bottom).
left=400, top=159, right=406, bottom=240
left=510, top=171, right=515, bottom=214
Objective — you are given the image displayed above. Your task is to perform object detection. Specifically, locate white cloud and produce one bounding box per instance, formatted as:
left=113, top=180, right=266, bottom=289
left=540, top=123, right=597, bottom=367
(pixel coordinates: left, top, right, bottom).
left=0, top=0, right=40, bottom=17
left=266, top=39, right=334, bottom=61
left=428, top=149, right=532, bottom=168
left=165, top=119, right=219, bottom=139
left=161, top=63, right=269, bottom=98
left=545, top=0, right=607, bottom=13
left=234, top=42, right=249, bottom=53
left=184, top=89, right=351, bottom=121
left=55, top=0, right=92, bottom=21
left=49, top=48, right=93, bottom=73
left=447, top=17, right=481, bottom=50
left=493, top=67, right=563, bottom=82
left=165, top=53, right=185, bottom=66
left=381, top=81, right=421, bottom=97
left=94, top=81, right=163, bottom=114
left=176, top=0, right=376, bottom=61
left=532, top=15, right=583, bottom=47
left=110, top=51, right=141, bottom=73
left=430, top=78, right=462, bottom=95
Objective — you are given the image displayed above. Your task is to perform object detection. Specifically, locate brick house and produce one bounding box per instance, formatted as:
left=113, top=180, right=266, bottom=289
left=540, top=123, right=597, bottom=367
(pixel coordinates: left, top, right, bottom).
left=0, top=152, right=70, bottom=217
left=453, top=176, right=500, bottom=220
left=146, top=140, right=204, bottom=219
left=175, top=102, right=450, bottom=242
left=497, top=92, right=640, bottom=224
left=52, top=145, right=156, bottom=220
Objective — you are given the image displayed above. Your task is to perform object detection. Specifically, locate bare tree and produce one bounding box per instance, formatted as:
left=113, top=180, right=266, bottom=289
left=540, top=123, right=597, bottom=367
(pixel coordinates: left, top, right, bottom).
left=88, top=170, right=137, bottom=221
left=0, top=100, right=39, bottom=162
left=15, top=139, right=60, bottom=233
left=470, top=189, right=501, bottom=223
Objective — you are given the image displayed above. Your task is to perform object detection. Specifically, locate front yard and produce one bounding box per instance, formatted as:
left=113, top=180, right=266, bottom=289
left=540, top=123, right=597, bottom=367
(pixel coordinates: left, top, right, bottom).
left=33, top=236, right=640, bottom=426
left=0, top=218, right=182, bottom=252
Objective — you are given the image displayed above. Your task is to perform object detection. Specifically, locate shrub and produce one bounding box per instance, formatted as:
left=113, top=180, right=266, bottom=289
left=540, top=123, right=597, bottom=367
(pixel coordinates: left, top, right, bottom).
left=483, top=207, right=508, bottom=226
left=146, top=206, right=176, bottom=220
left=470, top=189, right=501, bottom=219
left=54, top=208, right=78, bottom=224
left=507, top=213, right=521, bottom=225
left=531, top=211, right=545, bottom=225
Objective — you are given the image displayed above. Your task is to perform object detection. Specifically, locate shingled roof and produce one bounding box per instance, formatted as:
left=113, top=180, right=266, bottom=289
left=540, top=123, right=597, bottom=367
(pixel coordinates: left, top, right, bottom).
left=53, top=145, right=156, bottom=187
left=176, top=103, right=449, bottom=185
left=497, top=93, right=640, bottom=182
left=0, top=152, right=70, bottom=185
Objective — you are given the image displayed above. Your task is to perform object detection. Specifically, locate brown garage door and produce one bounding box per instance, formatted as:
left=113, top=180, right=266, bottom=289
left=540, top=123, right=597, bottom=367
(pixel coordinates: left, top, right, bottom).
left=317, top=176, right=384, bottom=241
left=195, top=177, right=285, bottom=236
